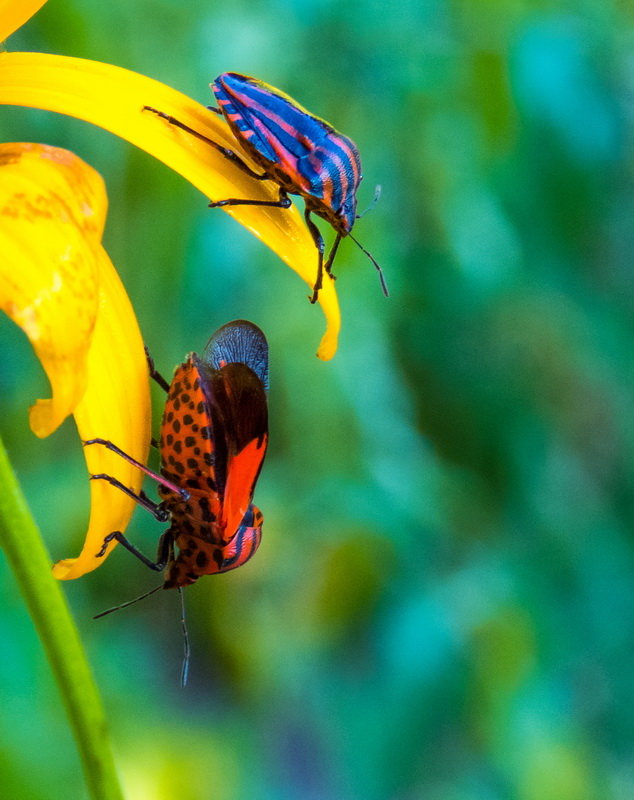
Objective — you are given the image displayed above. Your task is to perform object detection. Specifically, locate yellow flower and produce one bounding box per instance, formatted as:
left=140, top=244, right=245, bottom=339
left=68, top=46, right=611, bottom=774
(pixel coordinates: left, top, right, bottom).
left=0, top=142, right=151, bottom=579
left=0, top=0, right=341, bottom=580
left=0, top=3, right=340, bottom=359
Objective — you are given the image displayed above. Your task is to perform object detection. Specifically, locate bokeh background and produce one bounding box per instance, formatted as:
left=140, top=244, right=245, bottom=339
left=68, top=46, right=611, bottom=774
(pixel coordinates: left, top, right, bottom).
left=2, top=1, right=634, bottom=798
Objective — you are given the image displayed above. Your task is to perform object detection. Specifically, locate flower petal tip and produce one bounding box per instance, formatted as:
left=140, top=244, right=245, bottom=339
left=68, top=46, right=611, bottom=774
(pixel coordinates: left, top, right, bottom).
left=51, top=558, right=79, bottom=581
left=52, top=547, right=114, bottom=580
left=316, top=334, right=337, bottom=361
left=29, top=398, right=64, bottom=439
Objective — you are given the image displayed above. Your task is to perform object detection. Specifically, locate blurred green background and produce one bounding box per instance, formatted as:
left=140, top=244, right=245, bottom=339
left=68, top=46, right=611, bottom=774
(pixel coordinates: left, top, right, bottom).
left=2, top=0, right=634, bottom=797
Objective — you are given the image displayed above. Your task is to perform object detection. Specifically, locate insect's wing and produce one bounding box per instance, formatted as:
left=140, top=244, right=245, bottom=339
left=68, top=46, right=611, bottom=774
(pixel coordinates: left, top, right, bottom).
left=209, top=362, right=268, bottom=542
left=201, top=320, right=269, bottom=543
left=202, top=319, right=269, bottom=390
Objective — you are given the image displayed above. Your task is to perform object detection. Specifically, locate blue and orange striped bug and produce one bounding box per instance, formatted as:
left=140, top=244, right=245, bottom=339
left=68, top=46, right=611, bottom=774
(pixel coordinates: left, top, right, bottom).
left=84, top=319, right=269, bottom=594
left=144, top=72, right=387, bottom=302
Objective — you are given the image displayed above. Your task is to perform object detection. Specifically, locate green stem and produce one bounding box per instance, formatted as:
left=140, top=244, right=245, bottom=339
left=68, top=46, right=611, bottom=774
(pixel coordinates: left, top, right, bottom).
left=0, top=436, right=124, bottom=800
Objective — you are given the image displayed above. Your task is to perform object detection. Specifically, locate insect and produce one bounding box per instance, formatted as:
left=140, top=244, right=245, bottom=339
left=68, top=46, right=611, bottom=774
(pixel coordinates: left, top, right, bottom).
left=84, top=320, right=269, bottom=592
left=143, top=72, right=388, bottom=302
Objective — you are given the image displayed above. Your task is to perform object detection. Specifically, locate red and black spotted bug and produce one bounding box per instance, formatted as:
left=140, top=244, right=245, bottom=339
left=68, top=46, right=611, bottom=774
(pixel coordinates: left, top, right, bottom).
left=84, top=320, right=269, bottom=593
left=143, top=72, right=387, bottom=303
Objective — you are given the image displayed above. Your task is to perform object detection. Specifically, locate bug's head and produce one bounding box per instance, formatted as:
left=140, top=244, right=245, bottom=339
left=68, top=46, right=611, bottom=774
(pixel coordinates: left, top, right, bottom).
left=163, top=561, right=200, bottom=590
left=332, top=194, right=358, bottom=236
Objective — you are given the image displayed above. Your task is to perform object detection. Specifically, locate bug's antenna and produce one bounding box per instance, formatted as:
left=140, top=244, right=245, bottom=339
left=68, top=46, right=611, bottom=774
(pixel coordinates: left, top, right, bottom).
left=349, top=233, right=389, bottom=297
left=178, top=587, right=191, bottom=688
left=356, top=185, right=382, bottom=219
left=93, top=583, right=163, bottom=619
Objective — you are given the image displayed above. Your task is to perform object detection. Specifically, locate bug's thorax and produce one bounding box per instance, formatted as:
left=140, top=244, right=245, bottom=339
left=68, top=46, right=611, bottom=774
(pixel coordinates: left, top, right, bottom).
left=162, top=529, right=220, bottom=589
left=159, top=486, right=223, bottom=538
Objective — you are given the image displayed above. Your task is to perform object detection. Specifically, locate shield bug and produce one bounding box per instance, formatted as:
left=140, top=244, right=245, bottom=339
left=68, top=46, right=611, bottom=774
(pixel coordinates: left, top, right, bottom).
left=143, top=72, right=387, bottom=302
left=84, top=320, right=269, bottom=591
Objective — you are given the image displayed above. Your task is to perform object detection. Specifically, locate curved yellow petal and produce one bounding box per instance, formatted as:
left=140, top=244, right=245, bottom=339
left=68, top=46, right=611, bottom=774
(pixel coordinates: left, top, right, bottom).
left=52, top=246, right=151, bottom=579
left=0, top=51, right=340, bottom=359
left=0, top=142, right=103, bottom=436
left=0, top=0, right=47, bottom=42
left=0, top=142, right=149, bottom=579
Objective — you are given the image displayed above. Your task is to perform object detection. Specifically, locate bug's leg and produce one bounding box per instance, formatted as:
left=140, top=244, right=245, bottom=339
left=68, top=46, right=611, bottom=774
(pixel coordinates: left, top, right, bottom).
left=144, top=345, right=170, bottom=393
left=323, top=232, right=343, bottom=282
left=96, top=529, right=173, bottom=571
left=139, top=489, right=160, bottom=509
left=83, top=439, right=189, bottom=500
left=208, top=187, right=291, bottom=210
left=142, top=106, right=268, bottom=180
left=206, top=105, right=223, bottom=115
left=144, top=345, right=169, bottom=451
left=89, top=474, right=170, bottom=521
left=304, top=210, right=325, bottom=304
left=92, top=532, right=175, bottom=618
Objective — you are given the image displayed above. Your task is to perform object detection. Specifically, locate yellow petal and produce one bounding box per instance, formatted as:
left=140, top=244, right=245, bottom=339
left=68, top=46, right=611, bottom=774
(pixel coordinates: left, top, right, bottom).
left=0, top=142, right=149, bottom=579
left=0, top=51, right=340, bottom=359
left=0, top=0, right=47, bottom=42
left=52, top=246, right=150, bottom=579
left=0, top=142, right=104, bottom=436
